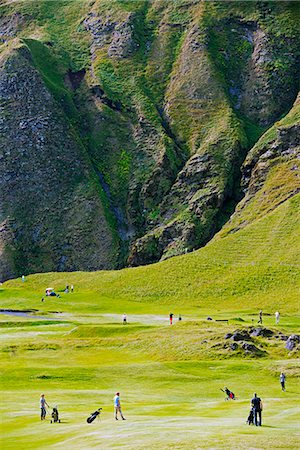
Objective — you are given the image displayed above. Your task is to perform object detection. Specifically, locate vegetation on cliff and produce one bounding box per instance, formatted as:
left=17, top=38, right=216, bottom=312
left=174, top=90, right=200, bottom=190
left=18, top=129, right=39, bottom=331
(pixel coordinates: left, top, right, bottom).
left=0, top=0, right=299, bottom=277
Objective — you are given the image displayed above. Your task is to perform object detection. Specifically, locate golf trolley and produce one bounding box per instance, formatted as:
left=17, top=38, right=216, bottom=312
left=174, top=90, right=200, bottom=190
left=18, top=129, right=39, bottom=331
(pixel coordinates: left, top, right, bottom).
left=50, top=407, right=61, bottom=423
left=87, top=408, right=102, bottom=423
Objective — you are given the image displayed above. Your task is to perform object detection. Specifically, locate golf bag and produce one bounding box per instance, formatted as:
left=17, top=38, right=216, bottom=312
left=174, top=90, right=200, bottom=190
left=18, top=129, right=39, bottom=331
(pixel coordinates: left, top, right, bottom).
left=221, top=388, right=235, bottom=400
left=246, top=408, right=254, bottom=425
left=50, top=407, right=60, bottom=423
left=87, top=408, right=102, bottom=423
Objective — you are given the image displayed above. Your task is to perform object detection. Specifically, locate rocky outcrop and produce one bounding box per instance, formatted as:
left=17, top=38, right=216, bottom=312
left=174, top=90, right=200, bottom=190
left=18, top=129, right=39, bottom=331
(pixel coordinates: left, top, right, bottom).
left=285, top=335, right=300, bottom=352
left=243, top=93, right=300, bottom=186
left=219, top=94, right=300, bottom=237
left=226, top=330, right=251, bottom=341
left=250, top=327, right=274, bottom=338
left=84, top=11, right=136, bottom=59
left=0, top=45, right=116, bottom=280
left=0, top=12, right=25, bottom=43
left=128, top=18, right=247, bottom=265
left=0, top=0, right=299, bottom=274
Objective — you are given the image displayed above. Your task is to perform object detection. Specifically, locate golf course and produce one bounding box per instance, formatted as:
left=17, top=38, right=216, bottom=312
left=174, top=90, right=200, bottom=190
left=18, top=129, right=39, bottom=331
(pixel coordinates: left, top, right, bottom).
left=1, top=0, right=300, bottom=448
left=1, top=195, right=299, bottom=449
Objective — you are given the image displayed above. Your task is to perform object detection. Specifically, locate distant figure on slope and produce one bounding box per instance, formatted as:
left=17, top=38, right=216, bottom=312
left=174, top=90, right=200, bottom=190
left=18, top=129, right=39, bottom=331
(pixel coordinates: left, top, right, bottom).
left=258, top=310, right=263, bottom=324
left=275, top=311, right=280, bottom=324
left=22, top=275, right=25, bottom=283
left=169, top=313, right=174, bottom=325
left=122, top=313, right=127, bottom=325
left=280, top=372, right=286, bottom=391
left=178, top=314, right=182, bottom=322
left=114, top=392, right=126, bottom=420
left=251, top=393, right=263, bottom=426
left=71, top=284, right=74, bottom=293
left=40, top=394, right=49, bottom=420
left=65, top=285, right=69, bottom=293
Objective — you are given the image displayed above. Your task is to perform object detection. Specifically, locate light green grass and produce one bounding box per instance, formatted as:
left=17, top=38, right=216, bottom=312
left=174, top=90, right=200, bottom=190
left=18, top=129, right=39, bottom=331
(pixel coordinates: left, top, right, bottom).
left=1, top=191, right=300, bottom=449
left=0, top=316, right=299, bottom=449
left=2, top=193, right=300, bottom=315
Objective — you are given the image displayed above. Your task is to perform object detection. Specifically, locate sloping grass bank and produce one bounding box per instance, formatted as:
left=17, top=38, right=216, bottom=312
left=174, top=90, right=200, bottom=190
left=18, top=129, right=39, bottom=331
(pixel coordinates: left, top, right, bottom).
left=2, top=193, right=300, bottom=315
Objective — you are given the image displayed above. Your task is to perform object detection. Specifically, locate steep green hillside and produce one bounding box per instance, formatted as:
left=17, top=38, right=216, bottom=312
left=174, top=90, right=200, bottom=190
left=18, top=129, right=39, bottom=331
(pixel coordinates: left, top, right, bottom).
left=219, top=93, right=300, bottom=236
left=0, top=42, right=118, bottom=280
left=3, top=192, right=300, bottom=313
left=0, top=0, right=299, bottom=278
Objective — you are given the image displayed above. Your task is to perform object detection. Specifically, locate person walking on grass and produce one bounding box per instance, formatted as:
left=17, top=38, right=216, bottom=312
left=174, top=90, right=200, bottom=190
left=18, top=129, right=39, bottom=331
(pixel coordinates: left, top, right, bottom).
left=40, top=394, right=49, bottom=420
left=258, top=310, right=263, bottom=325
left=114, top=392, right=126, bottom=420
left=251, top=393, right=263, bottom=426
left=122, top=313, right=127, bottom=325
left=169, top=313, right=174, bottom=325
left=275, top=311, right=280, bottom=324
left=280, top=372, right=286, bottom=391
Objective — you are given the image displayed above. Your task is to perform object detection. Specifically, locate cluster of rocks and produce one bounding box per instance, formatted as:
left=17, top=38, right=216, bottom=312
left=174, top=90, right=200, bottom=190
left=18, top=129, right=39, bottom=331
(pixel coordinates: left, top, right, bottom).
left=224, top=328, right=300, bottom=355
left=224, top=328, right=266, bottom=356
left=285, top=334, right=300, bottom=352
left=83, top=12, right=136, bottom=59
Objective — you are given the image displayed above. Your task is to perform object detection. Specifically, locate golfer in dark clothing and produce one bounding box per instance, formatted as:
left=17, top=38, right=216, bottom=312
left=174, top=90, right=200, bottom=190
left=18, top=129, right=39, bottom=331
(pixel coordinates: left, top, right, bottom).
left=280, top=372, right=286, bottom=391
left=251, top=393, right=263, bottom=426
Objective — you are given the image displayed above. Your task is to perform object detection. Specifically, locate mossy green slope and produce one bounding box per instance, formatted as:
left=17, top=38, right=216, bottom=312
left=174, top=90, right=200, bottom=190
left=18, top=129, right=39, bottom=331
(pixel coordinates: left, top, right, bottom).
left=0, top=0, right=299, bottom=276
left=0, top=42, right=118, bottom=279
left=3, top=191, right=300, bottom=314
left=220, top=94, right=300, bottom=237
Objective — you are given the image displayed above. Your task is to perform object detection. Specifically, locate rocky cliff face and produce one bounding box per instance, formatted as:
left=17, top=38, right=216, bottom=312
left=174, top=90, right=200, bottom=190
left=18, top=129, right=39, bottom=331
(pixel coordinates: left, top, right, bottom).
left=218, top=94, right=300, bottom=237
left=0, top=0, right=299, bottom=279
left=0, top=44, right=116, bottom=279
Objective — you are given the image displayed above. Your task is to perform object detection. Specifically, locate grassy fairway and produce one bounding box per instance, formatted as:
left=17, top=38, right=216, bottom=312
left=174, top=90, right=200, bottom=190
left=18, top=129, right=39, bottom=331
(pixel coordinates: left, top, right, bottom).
left=0, top=313, right=299, bottom=450
left=1, top=195, right=300, bottom=449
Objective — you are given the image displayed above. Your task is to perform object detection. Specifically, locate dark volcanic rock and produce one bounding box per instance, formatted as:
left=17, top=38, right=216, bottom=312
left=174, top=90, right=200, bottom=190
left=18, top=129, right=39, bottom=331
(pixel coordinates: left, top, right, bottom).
left=241, top=342, right=265, bottom=355
left=108, top=13, right=136, bottom=58
left=285, top=335, right=300, bottom=351
left=240, top=27, right=299, bottom=126
left=230, top=343, right=238, bottom=350
left=64, top=69, right=86, bottom=90
left=250, top=327, right=274, bottom=337
left=231, top=330, right=251, bottom=341
left=0, top=44, right=116, bottom=280
left=225, top=333, right=233, bottom=339
left=84, top=11, right=136, bottom=59
left=0, top=13, right=24, bottom=42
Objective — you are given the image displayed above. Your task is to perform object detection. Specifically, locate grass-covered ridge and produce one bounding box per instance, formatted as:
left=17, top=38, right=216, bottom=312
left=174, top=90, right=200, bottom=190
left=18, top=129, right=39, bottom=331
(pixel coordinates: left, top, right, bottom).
left=3, top=192, right=300, bottom=314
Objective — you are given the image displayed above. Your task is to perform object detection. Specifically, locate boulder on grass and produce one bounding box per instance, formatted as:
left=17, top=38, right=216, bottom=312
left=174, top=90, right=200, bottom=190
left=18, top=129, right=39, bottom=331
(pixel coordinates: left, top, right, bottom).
left=250, top=327, right=274, bottom=337
left=231, top=330, right=251, bottom=341
left=285, top=335, right=300, bottom=351
left=241, top=342, right=266, bottom=356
